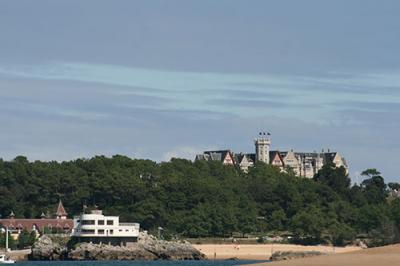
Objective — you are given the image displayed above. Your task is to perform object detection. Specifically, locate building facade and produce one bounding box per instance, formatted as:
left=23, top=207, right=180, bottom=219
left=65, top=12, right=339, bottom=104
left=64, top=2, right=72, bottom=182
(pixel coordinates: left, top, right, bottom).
left=71, top=209, right=140, bottom=247
left=195, top=133, right=348, bottom=178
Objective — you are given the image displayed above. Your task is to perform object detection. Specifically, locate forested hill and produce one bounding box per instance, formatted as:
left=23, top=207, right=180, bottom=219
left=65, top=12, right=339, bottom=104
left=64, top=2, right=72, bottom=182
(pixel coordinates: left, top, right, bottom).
left=1, top=155, right=400, bottom=246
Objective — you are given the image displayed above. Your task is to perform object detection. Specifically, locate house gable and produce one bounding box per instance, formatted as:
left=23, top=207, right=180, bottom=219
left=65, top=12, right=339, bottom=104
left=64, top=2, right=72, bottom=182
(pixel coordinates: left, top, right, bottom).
left=270, top=151, right=284, bottom=167
left=222, top=151, right=235, bottom=166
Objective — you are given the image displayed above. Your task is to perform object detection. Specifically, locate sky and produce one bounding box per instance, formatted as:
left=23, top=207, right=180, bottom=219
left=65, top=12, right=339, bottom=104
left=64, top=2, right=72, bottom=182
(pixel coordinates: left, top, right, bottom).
left=0, top=0, right=400, bottom=182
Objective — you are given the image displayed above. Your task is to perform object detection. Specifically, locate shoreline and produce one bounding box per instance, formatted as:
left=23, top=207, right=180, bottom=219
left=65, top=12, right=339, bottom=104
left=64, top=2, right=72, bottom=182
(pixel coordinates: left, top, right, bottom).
left=193, top=244, right=361, bottom=261
left=244, top=244, right=400, bottom=266
left=4, top=243, right=361, bottom=262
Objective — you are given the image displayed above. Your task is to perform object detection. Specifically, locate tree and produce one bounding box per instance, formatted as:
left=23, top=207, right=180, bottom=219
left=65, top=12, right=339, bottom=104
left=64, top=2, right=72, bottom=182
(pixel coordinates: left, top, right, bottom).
left=328, top=222, right=356, bottom=246
left=236, top=198, right=257, bottom=237
left=290, top=206, right=325, bottom=242
left=0, top=231, right=16, bottom=249
left=18, top=229, right=31, bottom=248
left=29, top=231, right=37, bottom=246
left=314, top=163, right=350, bottom=198
left=269, top=209, right=287, bottom=231
left=356, top=205, right=385, bottom=233
left=360, top=169, right=387, bottom=204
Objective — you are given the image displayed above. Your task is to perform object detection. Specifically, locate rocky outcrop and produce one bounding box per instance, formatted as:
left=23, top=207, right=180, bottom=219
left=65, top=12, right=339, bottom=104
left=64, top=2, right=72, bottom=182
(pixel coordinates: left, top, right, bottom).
left=270, top=251, right=326, bottom=261
left=68, top=243, right=157, bottom=260
left=30, top=235, right=69, bottom=260
left=30, top=232, right=205, bottom=261
left=136, top=231, right=205, bottom=260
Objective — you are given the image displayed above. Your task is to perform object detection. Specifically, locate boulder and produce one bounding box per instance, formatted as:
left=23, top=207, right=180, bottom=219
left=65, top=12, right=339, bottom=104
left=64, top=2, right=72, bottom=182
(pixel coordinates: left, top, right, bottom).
left=30, top=235, right=68, bottom=260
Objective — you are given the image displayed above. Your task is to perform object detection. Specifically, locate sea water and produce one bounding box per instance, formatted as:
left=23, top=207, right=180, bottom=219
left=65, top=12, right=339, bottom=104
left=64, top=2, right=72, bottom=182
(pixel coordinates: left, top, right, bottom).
left=15, top=261, right=267, bottom=266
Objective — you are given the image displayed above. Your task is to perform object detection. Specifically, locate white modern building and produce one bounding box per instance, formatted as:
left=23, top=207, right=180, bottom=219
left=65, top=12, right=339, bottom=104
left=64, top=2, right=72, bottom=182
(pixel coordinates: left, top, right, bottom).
left=71, top=209, right=140, bottom=246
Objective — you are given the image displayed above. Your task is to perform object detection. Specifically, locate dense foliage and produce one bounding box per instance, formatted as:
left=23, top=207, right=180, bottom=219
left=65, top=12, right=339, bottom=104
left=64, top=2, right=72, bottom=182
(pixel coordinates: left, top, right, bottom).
left=1, top=155, right=400, bottom=246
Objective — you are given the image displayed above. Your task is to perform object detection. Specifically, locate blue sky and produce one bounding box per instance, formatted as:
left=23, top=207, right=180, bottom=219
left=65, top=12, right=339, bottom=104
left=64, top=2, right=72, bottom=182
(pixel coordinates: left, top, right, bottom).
left=1, top=0, right=400, bottom=181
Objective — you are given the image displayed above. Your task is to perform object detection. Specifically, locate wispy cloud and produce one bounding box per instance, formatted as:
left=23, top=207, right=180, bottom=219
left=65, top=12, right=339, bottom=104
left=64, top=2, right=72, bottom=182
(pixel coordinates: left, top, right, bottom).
left=1, top=62, right=400, bottom=124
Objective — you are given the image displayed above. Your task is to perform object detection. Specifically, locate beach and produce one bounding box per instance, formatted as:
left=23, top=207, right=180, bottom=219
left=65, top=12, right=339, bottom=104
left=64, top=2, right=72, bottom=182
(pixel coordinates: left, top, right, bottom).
left=193, top=244, right=360, bottom=260
left=245, top=244, right=400, bottom=266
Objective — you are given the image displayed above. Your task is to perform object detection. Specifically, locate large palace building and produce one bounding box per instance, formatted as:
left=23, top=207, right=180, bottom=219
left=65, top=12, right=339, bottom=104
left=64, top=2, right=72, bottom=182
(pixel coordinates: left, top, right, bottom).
left=195, top=132, right=348, bottom=178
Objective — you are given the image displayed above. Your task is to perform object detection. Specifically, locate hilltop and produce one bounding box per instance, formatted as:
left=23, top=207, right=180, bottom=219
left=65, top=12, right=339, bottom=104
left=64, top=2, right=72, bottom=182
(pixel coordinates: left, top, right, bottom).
left=0, top=155, right=400, bottom=248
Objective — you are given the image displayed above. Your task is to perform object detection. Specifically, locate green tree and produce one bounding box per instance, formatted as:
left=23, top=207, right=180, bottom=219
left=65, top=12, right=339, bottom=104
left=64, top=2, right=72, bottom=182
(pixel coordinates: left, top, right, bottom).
left=0, top=232, right=16, bottom=250
left=290, top=206, right=325, bottom=241
left=314, top=163, right=350, bottom=198
left=360, top=169, right=387, bottom=204
left=328, top=222, right=356, bottom=246
left=17, top=229, right=31, bottom=248
left=269, top=209, right=287, bottom=231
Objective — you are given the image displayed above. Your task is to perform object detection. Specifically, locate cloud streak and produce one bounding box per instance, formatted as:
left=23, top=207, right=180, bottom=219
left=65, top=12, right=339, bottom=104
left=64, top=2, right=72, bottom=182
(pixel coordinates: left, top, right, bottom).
left=1, top=62, right=400, bottom=124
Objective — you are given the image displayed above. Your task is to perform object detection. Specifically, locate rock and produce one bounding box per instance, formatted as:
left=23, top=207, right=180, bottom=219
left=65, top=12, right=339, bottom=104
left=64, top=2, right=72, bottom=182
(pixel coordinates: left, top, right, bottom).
left=356, top=240, right=368, bottom=249
left=137, top=232, right=205, bottom=260
left=68, top=243, right=157, bottom=260
left=30, top=235, right=68, bottom=260
left=270, top=251, right=326, bottom=261
left=31, top=232, right=206, bottom=261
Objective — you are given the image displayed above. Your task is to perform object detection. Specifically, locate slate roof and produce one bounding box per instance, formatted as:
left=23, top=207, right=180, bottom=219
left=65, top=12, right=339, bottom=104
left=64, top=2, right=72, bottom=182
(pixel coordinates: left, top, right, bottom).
left=269, top=150, right=284, bottom=164
left=235, top=153, right=255, bottom=164
left=234, top=153, right=245, bottom=164
left=238, top=151, right=283, bottom=165
left=321, top=152, right=337, bottom=163
left=202, top=150, right=233, bottom=163
left=246, top=153, right=256, bottom=163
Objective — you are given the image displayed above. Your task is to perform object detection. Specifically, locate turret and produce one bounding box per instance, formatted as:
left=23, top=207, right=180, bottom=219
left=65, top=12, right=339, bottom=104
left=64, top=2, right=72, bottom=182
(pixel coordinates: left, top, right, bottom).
left=56, top=200, right=68, bottom=220
left=254, top=132, right=271, bottom=164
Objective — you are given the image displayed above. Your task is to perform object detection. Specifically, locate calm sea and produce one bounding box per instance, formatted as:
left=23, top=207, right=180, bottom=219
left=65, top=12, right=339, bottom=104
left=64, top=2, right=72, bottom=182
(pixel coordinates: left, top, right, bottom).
left=15, top=261, right=267, bottom=266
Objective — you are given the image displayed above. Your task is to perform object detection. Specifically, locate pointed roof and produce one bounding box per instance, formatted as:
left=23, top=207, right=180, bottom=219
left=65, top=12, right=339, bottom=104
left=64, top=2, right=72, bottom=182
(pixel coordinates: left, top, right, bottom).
left=203, top=150, right=232, bottom=163
left=56, top=200, right=68, bottom=217
left=269, top=150, right=284, bottom=165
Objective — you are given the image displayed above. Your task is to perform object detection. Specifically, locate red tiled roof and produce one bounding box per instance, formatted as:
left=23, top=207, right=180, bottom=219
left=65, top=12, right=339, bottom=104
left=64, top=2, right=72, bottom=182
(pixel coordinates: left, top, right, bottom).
left=0, top=219, right=73, bottom=232
left=56, top=200, right=68, bottom=217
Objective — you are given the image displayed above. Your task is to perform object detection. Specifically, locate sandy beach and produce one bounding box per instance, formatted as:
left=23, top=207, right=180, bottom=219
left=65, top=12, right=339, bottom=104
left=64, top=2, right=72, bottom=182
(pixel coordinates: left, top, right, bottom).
left=246, top=244, right=400, bottom=266
left=193, top=244, right=361, bottom=260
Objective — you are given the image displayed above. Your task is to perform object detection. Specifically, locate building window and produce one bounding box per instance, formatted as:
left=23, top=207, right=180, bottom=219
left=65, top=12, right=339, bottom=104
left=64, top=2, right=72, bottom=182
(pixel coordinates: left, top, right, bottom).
left=81, top=229, right=95, bottom=234
left=81, top=220, right=95, bottom=225
left=107, top=220, right=114, bottom=225
left=98, top=220, right=104, bottom=225
left=110, top=230, right=114, bottom=235
left=119, top=229, right=123, bottom=232
left=98, top=229, right=104, bottom=235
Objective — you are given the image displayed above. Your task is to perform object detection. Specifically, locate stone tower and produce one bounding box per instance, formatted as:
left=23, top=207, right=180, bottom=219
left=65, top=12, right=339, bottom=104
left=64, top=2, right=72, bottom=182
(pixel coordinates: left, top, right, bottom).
left=254, top=132, right=271, bottom=164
